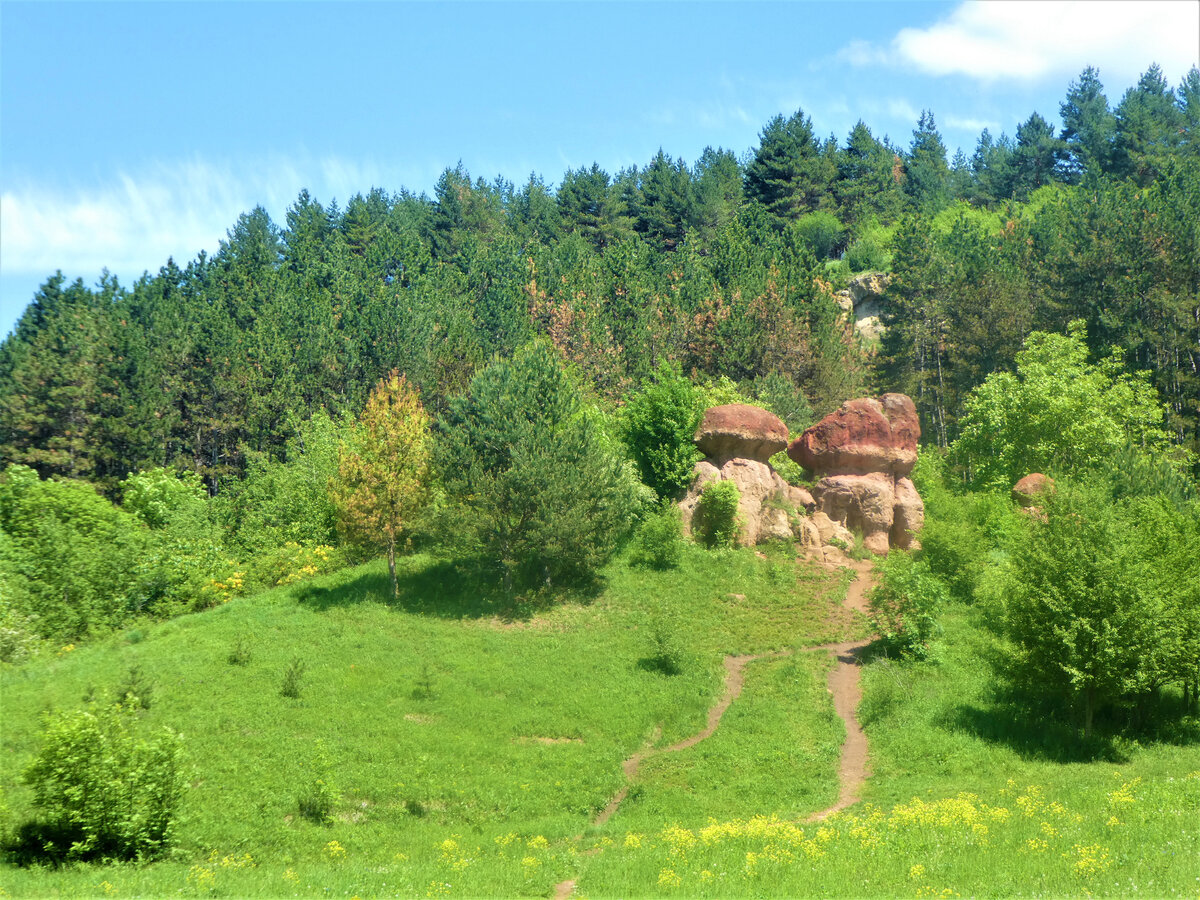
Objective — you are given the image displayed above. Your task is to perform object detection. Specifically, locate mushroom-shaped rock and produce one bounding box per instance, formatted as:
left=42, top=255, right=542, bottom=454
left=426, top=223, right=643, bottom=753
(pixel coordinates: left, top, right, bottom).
left=695, top=404, right=788, bottom=463
left=1012, top=473, right=1056, bottom=508
left=787, top=395, right=919, bottom=477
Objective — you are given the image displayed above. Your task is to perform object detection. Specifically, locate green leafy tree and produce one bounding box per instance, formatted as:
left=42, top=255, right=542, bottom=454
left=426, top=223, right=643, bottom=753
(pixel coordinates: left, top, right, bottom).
left=1003, top=484, right=1166, bottom=737
left=331, top=371, right=431, bottom=597
left=435, top=342, right=638, bottom=591
left=950, top=321, right=1174, bottom=491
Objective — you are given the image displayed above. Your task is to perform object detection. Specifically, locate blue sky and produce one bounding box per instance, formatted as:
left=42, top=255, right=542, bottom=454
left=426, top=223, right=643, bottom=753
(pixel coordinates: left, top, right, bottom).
left=2, top=1, right=1197, bottom=337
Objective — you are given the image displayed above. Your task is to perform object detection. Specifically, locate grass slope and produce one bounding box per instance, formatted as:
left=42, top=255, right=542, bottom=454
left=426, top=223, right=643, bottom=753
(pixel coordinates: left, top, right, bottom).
left=1, top=543, right=850, bottom=897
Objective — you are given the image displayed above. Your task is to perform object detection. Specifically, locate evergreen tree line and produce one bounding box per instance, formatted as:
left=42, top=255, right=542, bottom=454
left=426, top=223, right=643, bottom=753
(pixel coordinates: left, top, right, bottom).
left=2, top=62, right=1198, bottom=496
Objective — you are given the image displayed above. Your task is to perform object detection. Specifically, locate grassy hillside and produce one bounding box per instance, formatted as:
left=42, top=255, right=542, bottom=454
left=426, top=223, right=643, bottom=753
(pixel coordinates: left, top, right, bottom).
left=2, top=545, right=1197, bottom=898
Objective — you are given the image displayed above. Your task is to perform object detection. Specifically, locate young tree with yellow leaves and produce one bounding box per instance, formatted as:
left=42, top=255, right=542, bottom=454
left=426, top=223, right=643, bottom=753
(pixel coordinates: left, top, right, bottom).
left=330, top=371, right=429, bottom=597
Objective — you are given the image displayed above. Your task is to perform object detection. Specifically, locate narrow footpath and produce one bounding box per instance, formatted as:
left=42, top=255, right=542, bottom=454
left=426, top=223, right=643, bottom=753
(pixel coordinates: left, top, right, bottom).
left=554, top=559, right=876, bottom=899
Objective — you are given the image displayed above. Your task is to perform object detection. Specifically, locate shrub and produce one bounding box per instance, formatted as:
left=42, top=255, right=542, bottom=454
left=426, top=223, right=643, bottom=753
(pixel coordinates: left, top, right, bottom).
left=297, top=744, right=336, bottom=825
left=868, top=553, right=947, bottom=659
left=280, top=657, right=306, bottom=699
left=621, top=362, right=704, bottom=500
left=23, top=699, right=185, bottom=860
left=694, top=480, right=741, bottom=549
left=629, top=505, right=685, bottom=570
left=792, top=211, right=846, bottom=260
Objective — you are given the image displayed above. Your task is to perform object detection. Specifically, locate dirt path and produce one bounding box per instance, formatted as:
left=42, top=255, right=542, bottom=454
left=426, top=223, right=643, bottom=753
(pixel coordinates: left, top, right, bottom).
left=554, top=560, right=876, bottom=898
left=804, top=558, right=874, bottom=821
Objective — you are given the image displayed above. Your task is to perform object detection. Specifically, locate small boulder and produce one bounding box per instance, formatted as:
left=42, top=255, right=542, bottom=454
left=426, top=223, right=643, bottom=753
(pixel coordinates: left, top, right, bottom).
left=1013, top=473, right=1056, bottom=507
left=695, top=404, right=788, bottom=463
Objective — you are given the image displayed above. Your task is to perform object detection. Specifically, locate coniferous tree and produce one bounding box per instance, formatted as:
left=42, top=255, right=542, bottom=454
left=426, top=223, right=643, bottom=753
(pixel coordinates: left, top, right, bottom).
left=904, top=111, right=951, bottom=213
left=745, top=109, right=826, bottom=224
left=1058, top=66, right=1117, bottom=180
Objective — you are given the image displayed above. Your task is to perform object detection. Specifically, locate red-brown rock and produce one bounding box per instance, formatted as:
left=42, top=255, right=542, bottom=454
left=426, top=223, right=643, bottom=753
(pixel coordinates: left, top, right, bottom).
left=694, top=404, right=788, bottom=462
left=1012, top=473, right=1056, bottom=507
left=787, top=395, right=919, bottom=476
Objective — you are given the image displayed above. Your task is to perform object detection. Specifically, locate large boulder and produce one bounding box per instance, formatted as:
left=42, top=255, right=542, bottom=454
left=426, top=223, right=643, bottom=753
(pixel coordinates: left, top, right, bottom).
left=814, top=473, right=895, bottom=555
left=695, top=404, right=788, bottom=463
left=787, top=395, right=918, bottom=477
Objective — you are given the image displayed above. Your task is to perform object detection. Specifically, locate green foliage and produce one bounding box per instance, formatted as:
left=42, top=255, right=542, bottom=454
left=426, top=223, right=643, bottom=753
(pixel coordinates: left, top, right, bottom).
left=1001, top=481, right=1199, bottom=736
left=792, top=210, right=846, bottom=259
left=280, top=657, right=307, bottom=699
left=693, top=479, right=741, bottom=548
left=868, top=553, right=947, bottom=659
left=620, top=362, right=703, bottom=500
left=214, top=410, right=345, bottom=560
left=297, top=743, right=337, bottom=825
left=951, top=321, right=1175, bottom=491
left=331, top=372, right=431, bottom=597
left=0, top=465, right=147, bottom=641
left=844, top=229, right=890, bottom=272
left=436, top=342, right=640, bottom=590
left=22, top=698, right=185, bottom=860
left=628, top=504, right=685, bottom=570
left=121, top=468, right=206, bottom=529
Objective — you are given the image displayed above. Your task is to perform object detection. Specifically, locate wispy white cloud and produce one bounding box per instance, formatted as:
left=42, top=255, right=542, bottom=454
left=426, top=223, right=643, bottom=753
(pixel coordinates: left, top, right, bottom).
left=644, top=99, right=753, bottom=132
left=943, top=114, right=1000, bottom=133
left=0, top=155, right=442, bottom=283
left=842, top=1, right=1199, bottom=85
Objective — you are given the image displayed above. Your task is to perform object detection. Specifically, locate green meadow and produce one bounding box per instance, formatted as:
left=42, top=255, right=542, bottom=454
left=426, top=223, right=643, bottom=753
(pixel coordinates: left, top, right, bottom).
left=2, top=542, right=1198, bottom=898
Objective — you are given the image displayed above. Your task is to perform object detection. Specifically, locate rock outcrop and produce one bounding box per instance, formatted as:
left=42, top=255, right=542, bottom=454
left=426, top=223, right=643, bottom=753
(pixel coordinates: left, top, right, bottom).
left=787, top=393, right=924, bottom=554
left=834, top=272, right=890, bottom=342
left=680, top=404, right=809, bottom=547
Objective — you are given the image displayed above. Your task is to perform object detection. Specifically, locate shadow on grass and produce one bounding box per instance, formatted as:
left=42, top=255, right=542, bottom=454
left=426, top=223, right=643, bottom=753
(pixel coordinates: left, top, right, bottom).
left=947, top=687, right=1200, bottom=763
left=293, top=557, right=604, bottom=622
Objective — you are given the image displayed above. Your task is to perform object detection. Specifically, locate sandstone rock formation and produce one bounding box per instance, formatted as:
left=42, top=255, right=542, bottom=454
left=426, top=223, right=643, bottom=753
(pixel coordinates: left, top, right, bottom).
left=787, top=393, right=924, bottom=554
left=1012, top=473, right=1055, bottom=520
left=680, top=404, right=806, bottom=547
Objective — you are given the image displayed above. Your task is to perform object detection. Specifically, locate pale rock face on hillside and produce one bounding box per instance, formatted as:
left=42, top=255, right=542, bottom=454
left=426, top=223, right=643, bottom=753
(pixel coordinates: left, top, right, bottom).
left=787, top=393, right=925, bottom=555
left=833, top=272, right=890, bottom=343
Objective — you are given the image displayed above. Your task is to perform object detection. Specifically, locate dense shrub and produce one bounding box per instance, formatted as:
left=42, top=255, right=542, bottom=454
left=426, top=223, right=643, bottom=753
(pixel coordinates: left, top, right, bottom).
left=0, top=465, right=147, bottom=641
left=694, top=480, right=741, bottom=548
left=23, top=699, right=185, bottom=860
left=793, top=211, right=846, bottom=259
left=621, top=362, right=703, bottom=500
left=629, top=504, right=685, bottom=570
left=867, top=553, right=947, bottom=659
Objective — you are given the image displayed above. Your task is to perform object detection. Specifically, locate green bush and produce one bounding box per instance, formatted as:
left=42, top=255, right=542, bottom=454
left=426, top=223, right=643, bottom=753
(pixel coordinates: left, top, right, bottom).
left=694, top=480, right=741, bottom=548
left=629, top=504, right=685, bottom=570
left=297, top=743, right=337, bottom=825
left=868, top=553, right=947, bottom=659
left=0, top=465, right=147, bottom=641
left=845, top=231, right=890, bottom=271
left=121, top=468, right=207, bottom=530
left=792, top=211, right=846, bottom=260
left=621, top=362, right=703, bottom=500
left=22, top=699, right=185, bottom=860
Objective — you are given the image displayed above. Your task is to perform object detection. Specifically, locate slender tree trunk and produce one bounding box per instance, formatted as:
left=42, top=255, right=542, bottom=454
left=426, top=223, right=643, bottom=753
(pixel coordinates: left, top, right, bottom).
left=1084, top=687, right=1094, bottom=739
left=388, top=537, right=398, bottom=599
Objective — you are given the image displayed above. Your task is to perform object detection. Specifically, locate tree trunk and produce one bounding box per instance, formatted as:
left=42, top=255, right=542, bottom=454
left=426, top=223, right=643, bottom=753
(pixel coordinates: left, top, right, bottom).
left=1084, top=687, right=1094, bottom=739
left=388, top=538, right=398, bottom=599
